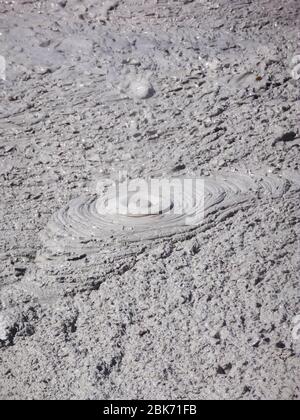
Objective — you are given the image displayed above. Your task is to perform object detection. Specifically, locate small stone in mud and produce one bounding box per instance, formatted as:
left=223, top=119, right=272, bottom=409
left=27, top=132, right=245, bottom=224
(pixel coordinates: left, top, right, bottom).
left=33, top=66, right=53, bottom=75
left=209, top=107, right=225, bottom=118
left=129, top=80, right=155, bottom=100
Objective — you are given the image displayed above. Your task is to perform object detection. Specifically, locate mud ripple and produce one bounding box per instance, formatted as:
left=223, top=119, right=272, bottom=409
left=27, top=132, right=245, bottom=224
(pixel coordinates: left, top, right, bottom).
left=41, top=172, right=296, bottom=256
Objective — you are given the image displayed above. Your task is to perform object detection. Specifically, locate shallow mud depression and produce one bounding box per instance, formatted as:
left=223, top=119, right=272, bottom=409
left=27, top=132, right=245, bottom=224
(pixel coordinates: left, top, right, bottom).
left=0, top=0, right=300, bottom=400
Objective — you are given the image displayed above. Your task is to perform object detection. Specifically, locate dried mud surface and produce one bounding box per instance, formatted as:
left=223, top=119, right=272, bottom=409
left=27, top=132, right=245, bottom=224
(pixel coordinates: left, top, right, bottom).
left=0, top=0, right=300, bottom=400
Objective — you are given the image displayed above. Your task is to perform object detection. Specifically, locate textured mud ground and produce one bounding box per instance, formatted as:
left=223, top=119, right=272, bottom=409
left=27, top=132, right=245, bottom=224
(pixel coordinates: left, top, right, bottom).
left=0, top=0, right=300, bottom=400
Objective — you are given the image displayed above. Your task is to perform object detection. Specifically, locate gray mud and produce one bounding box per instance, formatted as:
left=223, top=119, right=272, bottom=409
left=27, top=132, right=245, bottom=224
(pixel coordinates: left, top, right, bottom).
left=0, top=0, right=300, bottom=400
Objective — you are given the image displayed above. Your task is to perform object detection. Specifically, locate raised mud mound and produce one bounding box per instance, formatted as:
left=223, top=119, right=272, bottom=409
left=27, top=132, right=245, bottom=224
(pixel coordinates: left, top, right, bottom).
left=42, top=171, right=298, bottom=256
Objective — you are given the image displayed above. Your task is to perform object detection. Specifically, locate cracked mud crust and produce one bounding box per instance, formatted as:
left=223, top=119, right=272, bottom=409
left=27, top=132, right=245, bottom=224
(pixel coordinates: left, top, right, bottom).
left=0, top=0, right=299, bottom=400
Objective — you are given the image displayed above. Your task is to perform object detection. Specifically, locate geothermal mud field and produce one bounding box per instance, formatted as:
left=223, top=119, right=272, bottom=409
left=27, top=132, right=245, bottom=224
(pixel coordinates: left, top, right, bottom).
left=0, top=0, right=300, bottom=400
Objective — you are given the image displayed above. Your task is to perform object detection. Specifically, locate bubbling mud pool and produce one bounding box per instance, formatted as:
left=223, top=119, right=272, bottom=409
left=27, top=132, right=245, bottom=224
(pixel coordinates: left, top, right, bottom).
left=40, top=171, right=299, bottom=256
